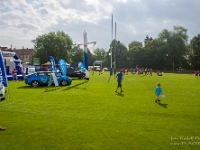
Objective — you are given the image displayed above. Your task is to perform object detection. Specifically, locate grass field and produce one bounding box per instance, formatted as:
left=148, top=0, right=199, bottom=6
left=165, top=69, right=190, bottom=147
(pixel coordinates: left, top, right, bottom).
left=0, top=71, right=200, bottom=150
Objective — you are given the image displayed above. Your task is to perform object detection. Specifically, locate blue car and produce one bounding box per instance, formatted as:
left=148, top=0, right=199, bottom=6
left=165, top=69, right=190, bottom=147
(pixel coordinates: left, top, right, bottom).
left=25, top=71, right=72, bottom=87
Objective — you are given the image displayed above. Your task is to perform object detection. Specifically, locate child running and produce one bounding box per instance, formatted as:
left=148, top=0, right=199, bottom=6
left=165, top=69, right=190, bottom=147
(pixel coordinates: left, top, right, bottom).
left=155, top=82, right=163, bottom=103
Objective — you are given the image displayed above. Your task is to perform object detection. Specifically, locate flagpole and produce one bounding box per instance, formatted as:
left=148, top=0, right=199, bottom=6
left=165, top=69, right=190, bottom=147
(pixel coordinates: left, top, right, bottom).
left=110, top=14, right=113, bottom=76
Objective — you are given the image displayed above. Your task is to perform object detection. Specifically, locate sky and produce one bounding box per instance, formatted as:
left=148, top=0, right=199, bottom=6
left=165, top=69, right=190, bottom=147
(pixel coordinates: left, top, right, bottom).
left=0, top=0, right=200, bottom=52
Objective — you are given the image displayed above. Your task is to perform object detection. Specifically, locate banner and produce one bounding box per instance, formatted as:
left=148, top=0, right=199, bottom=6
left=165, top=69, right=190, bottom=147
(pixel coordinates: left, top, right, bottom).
left=0, top=50, right=8, bottom=87
left=78, top=62, right=84, bottom=73
left=83, top=31, right=89, bottom=79
left=49, top=56, right=57, bottom=73
left=58, top=59, right=67, bottom=79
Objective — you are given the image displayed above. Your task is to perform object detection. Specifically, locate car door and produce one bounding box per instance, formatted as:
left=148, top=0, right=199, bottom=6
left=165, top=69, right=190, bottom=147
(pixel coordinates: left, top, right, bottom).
left=37, top=72, right=50, bottom=85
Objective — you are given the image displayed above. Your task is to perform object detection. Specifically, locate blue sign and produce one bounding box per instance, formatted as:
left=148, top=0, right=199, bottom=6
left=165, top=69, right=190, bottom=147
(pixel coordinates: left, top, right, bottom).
left=78, top=62, right=85, bottom=73
left=0, top=50, right=8, bottom=87
left=58, top=59, right=67, bottom=80
left=49, top=56, right=57, bottom=73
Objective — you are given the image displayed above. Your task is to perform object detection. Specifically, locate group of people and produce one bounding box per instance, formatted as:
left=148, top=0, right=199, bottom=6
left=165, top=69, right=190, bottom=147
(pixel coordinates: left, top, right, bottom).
left=91, top=67, right=103, bottom=75
left=137, top=68, right=153, bottom=76
left=115, top=69, right=164, bottom=103
left=120, top=67, right=154, bottom=76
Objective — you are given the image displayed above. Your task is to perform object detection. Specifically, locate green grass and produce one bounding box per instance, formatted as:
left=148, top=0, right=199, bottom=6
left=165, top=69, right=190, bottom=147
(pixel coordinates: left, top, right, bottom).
left=0, top=72, right=200, bottom=150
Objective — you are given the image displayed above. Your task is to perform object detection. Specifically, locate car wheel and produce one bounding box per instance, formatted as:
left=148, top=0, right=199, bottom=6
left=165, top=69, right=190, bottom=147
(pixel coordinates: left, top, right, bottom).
left=61, top=80, right=67, bottom=86
left=31, top=80, right=39, bottom=87
left=79, top=74, right=85, bottom=79
left=81, top=74, right=85, bottom=79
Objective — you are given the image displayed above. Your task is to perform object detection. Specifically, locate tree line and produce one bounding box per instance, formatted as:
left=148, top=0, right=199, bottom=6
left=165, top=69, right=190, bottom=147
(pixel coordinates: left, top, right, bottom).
left=32, top=26, right=200, bottom=70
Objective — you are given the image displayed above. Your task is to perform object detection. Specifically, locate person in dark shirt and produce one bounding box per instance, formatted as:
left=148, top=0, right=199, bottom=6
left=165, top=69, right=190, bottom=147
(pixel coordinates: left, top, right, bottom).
left=115, top=70, right=123, bottom=93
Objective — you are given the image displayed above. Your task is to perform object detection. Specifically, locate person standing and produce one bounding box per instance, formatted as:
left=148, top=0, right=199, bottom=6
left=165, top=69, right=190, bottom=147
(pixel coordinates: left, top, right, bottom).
left=115, top=70, right=123, bottom=93
left=149, top=68, right=153, bottom=76
left=92, top=67, right=94, bottom=75
left=155, top=83, right=163, bottom=103
left=12, top=68, right=18, bottom=81
left=99, top=67, right=102, bottom=75
left=195, top=70, right=199, bottom=78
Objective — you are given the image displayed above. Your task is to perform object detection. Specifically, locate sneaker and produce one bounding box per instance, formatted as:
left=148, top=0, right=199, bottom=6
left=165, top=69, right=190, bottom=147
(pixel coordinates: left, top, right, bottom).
left=0, top=127, right=6, bottom=131
left=121, top=90, right=123, bottom=93
left=155, top=100, right=157, bottom=103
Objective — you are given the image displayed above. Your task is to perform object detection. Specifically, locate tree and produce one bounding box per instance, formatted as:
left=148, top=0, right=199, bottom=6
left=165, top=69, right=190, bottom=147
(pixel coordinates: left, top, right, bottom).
left=144, top=39, right=168, bottom=69
left=109, top=40, right=128, bottom=69
left=158, top=26, right=188, bottom=70
left=71, top=46, right=84, bottom=65
left=93, top=48, right=106, bottom=61
left=87, top=49, right=96, bottom=66
left=144, top=35, right=153, bottom=45
left=32, top=31, right=73, bottom=64
left=128, top=41, right=143, bottom=50
left=127, top=42, right=143, bottom=68
left=190, top=34, right=200, bottom=69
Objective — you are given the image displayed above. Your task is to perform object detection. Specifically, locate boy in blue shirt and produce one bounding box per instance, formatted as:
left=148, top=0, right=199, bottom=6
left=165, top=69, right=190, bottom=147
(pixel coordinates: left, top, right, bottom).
left=115, top=70, right=123, bottom=93
left=155, top=83, right=163, bottom=103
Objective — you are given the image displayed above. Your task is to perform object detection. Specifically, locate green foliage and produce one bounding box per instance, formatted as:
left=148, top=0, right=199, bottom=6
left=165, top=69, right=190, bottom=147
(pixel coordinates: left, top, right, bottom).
left=108, top=40, right=128, bottom=68
left=32, top=31, right=73, bottom=64
left=71, top=46, right=84, bottom=65
left=87, top=49, right=96, bottom=66
left=128, top=41, right=143, bottom=50
left=1, top=72, right=200, bottom=150
left=93, top=48, right=107, bottom=61
left=144, top=35, right=153, bottom=45
left=190, top=34, right=200, bottom=69
left=157, top=26, right=188, bottom=69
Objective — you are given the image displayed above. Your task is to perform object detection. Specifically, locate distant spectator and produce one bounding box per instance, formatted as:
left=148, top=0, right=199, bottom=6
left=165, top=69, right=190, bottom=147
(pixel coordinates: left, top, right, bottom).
left=12, top=68, right=18, bottom=81
left=99, top=67, right=102, bottom=75
left=157, top=70, right=162, bottom=76
left=150, top=68, right=153, bottom=76
left=125, top=68, right=128, bottom=75
left=92, top=67, right=94, bottom=75
left=195, top=70, right=199, bottom=78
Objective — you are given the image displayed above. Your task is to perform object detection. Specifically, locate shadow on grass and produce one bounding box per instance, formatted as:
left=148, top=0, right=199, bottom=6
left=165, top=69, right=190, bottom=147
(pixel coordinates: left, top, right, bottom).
left=157, top=102, right=168, bottom=108
left=107, top=76, right=111, bottom=83
left=116, top=92, right=124, bottom=97
left=44, top=86, right=61, bottom=92
left=63, top=80, right=88, bottom=91
left=0, top=99, right=6, bottom=102
left=17, top=85, right=49, bottom=90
